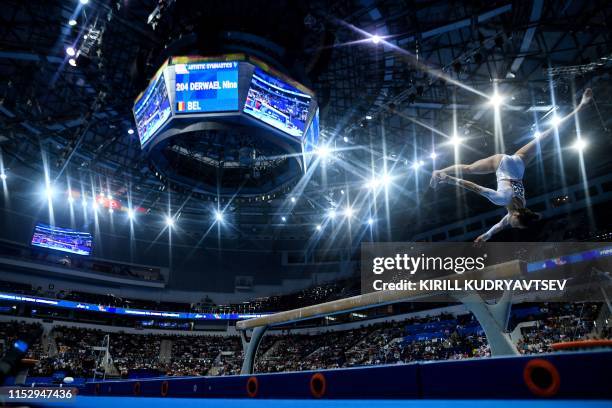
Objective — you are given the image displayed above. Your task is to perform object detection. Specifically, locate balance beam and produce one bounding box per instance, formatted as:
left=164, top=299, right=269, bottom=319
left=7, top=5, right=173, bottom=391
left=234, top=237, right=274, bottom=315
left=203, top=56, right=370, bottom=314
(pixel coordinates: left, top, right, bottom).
left=237, top=259, right=525, bottom=374
left=237, top=259, right=524, bottom=330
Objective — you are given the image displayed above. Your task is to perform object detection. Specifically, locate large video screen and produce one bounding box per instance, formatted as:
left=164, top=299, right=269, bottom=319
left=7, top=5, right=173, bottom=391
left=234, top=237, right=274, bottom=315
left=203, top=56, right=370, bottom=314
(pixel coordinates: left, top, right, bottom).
left=133, top=72, right=172, bottom=147
left=302, top=108, right=319, bottom=171
left=243, top=67, right=311, bottom=138
left=174, top=61, right=239, bottom=113
left=31, top=224, right=93, bottom=256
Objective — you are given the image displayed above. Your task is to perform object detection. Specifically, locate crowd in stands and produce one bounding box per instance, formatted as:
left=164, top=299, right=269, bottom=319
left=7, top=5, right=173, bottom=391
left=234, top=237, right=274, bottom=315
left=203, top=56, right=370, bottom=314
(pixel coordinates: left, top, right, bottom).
left=2, top=301, right=607, bottom=380
left=0, top=277, right=357, bottom=315
left=517, top=303, right=602, bottom=354
left=254, top=313, right=489, bottom=372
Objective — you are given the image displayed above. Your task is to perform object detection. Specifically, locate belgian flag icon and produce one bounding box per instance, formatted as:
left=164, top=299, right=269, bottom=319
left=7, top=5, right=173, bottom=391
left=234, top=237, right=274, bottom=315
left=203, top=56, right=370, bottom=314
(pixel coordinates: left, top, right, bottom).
left=177, top=101, right=186, bottom=111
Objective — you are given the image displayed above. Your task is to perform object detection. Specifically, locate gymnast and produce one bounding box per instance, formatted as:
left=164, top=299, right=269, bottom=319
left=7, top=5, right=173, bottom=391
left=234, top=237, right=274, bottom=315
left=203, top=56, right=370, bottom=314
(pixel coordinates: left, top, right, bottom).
left=430, top=88, right=593, bottom=242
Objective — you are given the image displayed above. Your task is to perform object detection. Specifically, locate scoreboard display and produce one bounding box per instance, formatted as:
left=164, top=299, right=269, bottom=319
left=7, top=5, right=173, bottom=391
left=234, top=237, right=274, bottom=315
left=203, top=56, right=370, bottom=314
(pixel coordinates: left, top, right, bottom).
left=243, top=67, right=311, bottom=138
left=133, top=71, right=172, bottom=147
left=174, top=61, right=239, bottom=113
left=133, top=55, right=319, bottom=173
left=31, top=223, right=93, bottom=256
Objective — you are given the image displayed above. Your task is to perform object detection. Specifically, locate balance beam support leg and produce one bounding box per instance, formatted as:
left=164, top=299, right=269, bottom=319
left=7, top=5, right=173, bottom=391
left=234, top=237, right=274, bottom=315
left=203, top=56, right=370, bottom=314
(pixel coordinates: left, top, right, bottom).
left=460, top=290, right=518, bottom=356
left=240, top=325, right=267, bottom=374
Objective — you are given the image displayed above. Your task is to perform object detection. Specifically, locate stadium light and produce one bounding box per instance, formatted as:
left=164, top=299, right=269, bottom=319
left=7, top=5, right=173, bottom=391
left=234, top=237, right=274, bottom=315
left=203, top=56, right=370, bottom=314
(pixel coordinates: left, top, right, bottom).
left=572, top=138, right=588, bottom=152
left=79, top=0, right=89, bottom=4
left=66, top=47, right=76, bottom=57
left=367, top=217, right=374, bottom=225
left=550, top=114, right=561, bottom=127
left=127, top=129, right=134, bottom=135
left=68, top=19, right=77, bottom=26
left=68, top=58, right=77, bottom=67
left=343, top=206, right=354, bottom=218
left=430, top=151, right=438, bottom=160
left=92, top=201, right=99, bottom=211
left=343, top=136, right=349, bottom=143
left=316, top=224, right=322, bottom=231
left=533, top=131, right=541, bottom=139
left=0, top=172, right=6, bottom=181
left=327, top=208, right=336, bottom=219
left=316, top=145, right=331, bottom=159
left=366, top=172, right=393, bottom=190
left=109, top=208, right=114, bottom=214
left=281, top=216, right=287, bottom=222
left=365, top=177, right=380, bottom=190
left=488, top=92, right=504, bottom=108
left=67, top=193, right=74, bottom=204
left=127, top=209, right=135, bottom=220
left=365, top=115, right=373, bottom=120
left=381, top=172, right=393, bottom=187
left=165, top=216, right=175, bottom=227
left=214, top=210, right=224, bottom=223
left=81, top=199, right=87, bottom=208
left=412, top=161, right=424, bottom=170
left=290, top=196, right=296, bottom=203
left=371, top=35, right=381, bottom=44
left=450, top=134, right=463, bottom=147
left=45, top=185, right=56, bottom=201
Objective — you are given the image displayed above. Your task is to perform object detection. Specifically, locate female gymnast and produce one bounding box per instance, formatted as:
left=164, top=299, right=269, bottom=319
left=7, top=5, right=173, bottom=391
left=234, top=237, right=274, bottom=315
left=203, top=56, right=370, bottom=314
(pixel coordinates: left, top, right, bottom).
left=430, top=88, right=593, bottom=242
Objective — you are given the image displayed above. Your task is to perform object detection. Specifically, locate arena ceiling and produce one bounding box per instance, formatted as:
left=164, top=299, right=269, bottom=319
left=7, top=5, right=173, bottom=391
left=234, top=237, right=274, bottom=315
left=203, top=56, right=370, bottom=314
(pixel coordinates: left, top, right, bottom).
left=0, top=0, right=611, bottom=243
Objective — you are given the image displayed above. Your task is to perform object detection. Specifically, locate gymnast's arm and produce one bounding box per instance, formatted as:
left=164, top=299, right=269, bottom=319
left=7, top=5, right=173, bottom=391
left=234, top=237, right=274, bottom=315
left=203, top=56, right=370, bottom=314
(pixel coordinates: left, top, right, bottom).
left=474, top=214, right=510, bottom=243
left=439, top=173, right=486, bottom=195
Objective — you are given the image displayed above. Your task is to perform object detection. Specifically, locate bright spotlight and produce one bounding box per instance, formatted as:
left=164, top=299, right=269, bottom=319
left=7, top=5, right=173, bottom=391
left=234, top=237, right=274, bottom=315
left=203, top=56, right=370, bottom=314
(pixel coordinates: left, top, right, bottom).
left=68, top=19, right=77, bottom=26
left=79, top=0, right=89, bottom=4
left=551, top=114, right=561, bottom=127
left=449, top=134, right=463, bottom=147
left=572, top=138, right=588, bottom=152
left=327, top=209, right=336, bottom=219
left=381, top=172, right=393, bottom=186
left=343, top=207, right=354, bottom=218
left=367, top=217, right=374, bottom=225
left=488, top=92, right=504, bottom=108
left=92, top=201, right=99, bottom=211
left=290, top=196, right=296, bottom=203
left=0, top=172, right=6, bottom=181
left=214, top=210, right=224, bottom=223
left=343, top=136, right=349, bottom=143
left=365, top=177, right=380, bottom=190
left=412, top=161, right=424, bottom=170
left=66, top=47, right=76, bottom=57
left=430, top=151, right=438, bottom=160
left=109, top=208, right=114, bottom=214
left=316, top=224, right=322, bottom=231
left=127, top=209, right=135, bottom=220
left=316, top=145, right=331, bottom=159
left=127, top=129, right=134, bottom=135
left=45, top=185, right=56, bottom=200
left=67, top=194, right=74, bottom=204
left=68, top=58, right=77, bottom=67
left=281, top=216, right=287, bottom=222
left=165, top=216, right=175, bottom=227
left=81, top=199, right=87, bottom=208
left=371, top=35, right=381, bottom=44
left=365, top=115, right=373, bottom=120
left=533, top=131, right=541, bottom=139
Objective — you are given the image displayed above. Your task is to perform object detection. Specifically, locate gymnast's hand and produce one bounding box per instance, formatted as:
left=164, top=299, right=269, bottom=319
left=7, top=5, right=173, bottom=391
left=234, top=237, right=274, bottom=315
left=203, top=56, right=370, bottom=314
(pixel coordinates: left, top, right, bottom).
left=580, top=88, right=593, bottom=107
left=473, top=234, right=487, bottom=247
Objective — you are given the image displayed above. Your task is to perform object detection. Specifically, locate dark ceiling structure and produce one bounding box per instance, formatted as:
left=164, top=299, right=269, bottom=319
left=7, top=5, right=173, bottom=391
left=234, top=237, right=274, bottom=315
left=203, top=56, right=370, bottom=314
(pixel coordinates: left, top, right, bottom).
left=0, top=0, right=611, bottom=244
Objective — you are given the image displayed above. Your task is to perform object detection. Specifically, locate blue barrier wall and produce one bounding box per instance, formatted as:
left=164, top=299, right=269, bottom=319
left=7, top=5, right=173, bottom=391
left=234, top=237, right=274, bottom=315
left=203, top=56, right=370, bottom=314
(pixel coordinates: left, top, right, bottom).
left=81, top=350, right=612, bottom=400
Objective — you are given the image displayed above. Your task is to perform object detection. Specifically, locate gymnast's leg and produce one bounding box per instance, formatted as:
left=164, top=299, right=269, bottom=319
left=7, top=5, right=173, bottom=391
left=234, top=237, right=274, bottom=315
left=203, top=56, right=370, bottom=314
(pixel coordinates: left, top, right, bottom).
left=430, top=154, right=503, bottom=189
left=515, top=88, right=592, bottom=166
